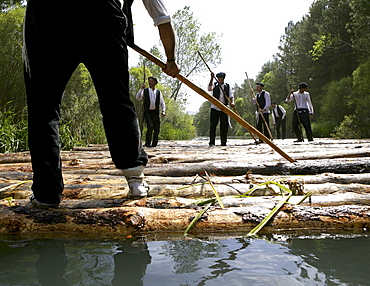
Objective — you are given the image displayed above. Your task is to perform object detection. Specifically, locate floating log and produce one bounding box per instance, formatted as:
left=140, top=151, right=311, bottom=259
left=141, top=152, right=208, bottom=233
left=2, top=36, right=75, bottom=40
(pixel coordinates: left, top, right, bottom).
left=1, top=139, right=370, bottom=237
left=0, top=202, right=369, bottom=236
left=2, top=176, right=370, bottom=200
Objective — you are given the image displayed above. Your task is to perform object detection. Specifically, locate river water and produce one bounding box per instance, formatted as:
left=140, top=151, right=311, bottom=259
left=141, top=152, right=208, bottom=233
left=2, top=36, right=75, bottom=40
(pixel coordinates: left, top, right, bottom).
left=1, top=232, right=369, bottom=286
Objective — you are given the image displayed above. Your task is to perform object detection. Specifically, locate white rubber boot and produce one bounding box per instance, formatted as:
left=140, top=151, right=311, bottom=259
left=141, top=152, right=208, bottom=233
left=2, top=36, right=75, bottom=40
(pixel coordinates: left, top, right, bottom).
left=121, top=165, right=149, bottom=199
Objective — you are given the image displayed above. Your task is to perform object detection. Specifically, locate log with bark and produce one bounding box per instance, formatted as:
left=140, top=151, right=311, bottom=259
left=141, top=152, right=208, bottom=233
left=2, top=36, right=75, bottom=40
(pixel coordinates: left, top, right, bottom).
left=1, top=139, right=370, bottom=237
left=1, top=201, right=369, bottom=237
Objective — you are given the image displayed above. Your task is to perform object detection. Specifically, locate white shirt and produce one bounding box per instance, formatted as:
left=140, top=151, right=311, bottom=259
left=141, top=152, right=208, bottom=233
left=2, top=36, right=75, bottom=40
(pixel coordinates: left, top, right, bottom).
left=136, top=88, right=165, bottom=112
left=286, top=91, right=314, bottom=114
left=119, top=0, right=171, bottom=26
left=208, top=83, right=234, bottom=111
left=272, top=105, right=287, bottom=124
left=252, top=90, right=271, bottom=113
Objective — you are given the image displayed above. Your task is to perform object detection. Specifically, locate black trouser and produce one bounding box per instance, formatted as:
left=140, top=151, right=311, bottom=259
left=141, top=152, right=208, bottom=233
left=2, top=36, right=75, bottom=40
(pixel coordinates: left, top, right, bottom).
left=209, top=108, right=229, bottom=146
left=144, top=110, right=160, bottom=147
left=275, top=117, right=286, bottom=139
left=292, top=109, right=313, bottom=141
left=23, top=0, right=147, bottom=204
left=256, top=113, right=271, bottom=139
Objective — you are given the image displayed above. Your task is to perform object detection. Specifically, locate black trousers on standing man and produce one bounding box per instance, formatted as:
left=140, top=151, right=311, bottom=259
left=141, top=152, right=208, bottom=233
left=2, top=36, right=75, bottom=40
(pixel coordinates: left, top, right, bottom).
left=209, top=108, right=229, bottom=146
left=275, top=117, right=286, bottom=139
left=144, top=110, right=160, bottom=147
left=292, top=108, right=313, bottom=141
left=257, top=113, right=271, bottom=139
left=23, top=0, right=148, bottom=204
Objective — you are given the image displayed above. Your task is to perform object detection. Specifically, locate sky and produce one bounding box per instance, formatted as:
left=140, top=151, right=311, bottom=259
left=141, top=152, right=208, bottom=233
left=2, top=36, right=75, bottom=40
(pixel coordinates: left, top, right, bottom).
left=129, top=0, right=314, bottom=112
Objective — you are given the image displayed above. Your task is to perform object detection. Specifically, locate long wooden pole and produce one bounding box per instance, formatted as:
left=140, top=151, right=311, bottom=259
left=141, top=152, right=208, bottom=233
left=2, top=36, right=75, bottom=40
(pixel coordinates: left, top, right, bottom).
left=197, top=51, right=234, bottom=110
left=130, top=44, right=295, bottom=163
left=197, top=51, right=258, bottom=143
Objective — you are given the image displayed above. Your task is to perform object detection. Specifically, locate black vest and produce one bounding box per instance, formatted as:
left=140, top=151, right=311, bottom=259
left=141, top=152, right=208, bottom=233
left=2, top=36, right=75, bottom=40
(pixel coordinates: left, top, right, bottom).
left=273, top=105, right=283, bottom=118
left=256, top=91, right=266, bottom=111
left=122, top=0, right=134, bottom=47
left=213, top=83, right=230, bottom=106
left=143, top=88, right=160, bottom=114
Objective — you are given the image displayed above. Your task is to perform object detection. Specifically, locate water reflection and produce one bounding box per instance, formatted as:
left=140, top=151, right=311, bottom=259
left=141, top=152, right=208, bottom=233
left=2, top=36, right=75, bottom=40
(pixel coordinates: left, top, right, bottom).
left=0, top=236, right=151, bottom=286
left=287, top=236, right=370, bottom=285
left=36, top=241, right=68, bottom=286
left=159, top=238, right=249, bottom=283
left=112, top=237, right=151, bottom=286
left=0, top=234, right=369, bottom=285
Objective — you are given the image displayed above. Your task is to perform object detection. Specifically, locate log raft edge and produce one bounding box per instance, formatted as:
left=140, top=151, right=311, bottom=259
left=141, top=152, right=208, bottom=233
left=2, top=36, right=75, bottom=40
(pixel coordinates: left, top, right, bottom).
left=1, top=203, right=369, bottom=237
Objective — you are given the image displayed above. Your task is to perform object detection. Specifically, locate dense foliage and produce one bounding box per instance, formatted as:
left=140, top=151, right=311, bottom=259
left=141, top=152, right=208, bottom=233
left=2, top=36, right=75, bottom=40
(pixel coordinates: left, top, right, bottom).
left=1, top=1, right=370, bottom=153
left=0, top=5, right=25, bottom=114
left=194, top=0, right=370, bottom=139
left=0, top=5, right=197, bottom=153
left=147, top=6, right=222, bottom=103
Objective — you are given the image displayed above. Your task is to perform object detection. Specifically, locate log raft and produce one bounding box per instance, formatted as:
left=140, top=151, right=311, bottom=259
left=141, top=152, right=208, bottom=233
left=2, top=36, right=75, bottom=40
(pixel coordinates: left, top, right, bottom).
left=1, top=139, right=370, bottom=237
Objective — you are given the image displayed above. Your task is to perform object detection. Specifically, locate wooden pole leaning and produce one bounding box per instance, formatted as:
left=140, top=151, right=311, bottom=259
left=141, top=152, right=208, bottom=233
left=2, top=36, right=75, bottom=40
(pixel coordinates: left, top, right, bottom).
left=197, top=51, right=258, bottom=143
left=197, top=51, right=235, bottom=110
left=140, top=60, right=146, bottom=132
left=130, top=44, right=295, bottom=163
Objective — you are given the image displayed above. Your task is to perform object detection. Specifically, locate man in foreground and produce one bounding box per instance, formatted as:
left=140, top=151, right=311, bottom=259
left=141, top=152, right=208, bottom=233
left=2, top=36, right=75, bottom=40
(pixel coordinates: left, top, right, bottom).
left=23, top=0, right=179, bottom=208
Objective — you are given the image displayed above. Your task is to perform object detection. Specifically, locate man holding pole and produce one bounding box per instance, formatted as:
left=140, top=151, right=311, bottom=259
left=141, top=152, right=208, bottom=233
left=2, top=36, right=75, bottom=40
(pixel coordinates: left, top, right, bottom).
left=136, top=77, right=166, bottom=148
left=207, top=72, right=235, bottom=147
left=252, top=83, right=272, bottom=141
left=285, top=82, right=314, bottom=142
left=23, top=0, right=179, bottom=207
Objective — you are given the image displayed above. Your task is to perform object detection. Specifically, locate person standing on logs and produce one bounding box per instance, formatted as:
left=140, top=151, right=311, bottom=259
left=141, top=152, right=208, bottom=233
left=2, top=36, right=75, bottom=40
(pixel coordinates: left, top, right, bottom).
left=207, top=72, right=235, bottom=147
left=136, top=77, right=166, bottom=148
left=23, top=0, right=180, bottom=208
left=271, top=102, right=287, bottom=139
left=285, top=82, right=314, bottom=142
left=252, top=83, right=271, bottom=142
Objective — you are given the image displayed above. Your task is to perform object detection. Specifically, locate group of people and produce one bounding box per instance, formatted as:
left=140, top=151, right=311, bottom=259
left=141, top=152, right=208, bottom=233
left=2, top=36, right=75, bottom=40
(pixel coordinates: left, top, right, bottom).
left=23, top=0, right=315, bottom=208
left=207, top=73, right=314, bottom=146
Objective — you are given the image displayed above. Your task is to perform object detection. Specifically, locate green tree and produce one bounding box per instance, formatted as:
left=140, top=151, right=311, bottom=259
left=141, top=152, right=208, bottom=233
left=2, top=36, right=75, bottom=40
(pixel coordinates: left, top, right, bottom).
left=193, top=101, right=211, bottom=137
left=347, top=0, right=370, bottom=62
left=0, top=104, right=27, bottom=153
left=333, top=58, right=370, bottom=138
left=257, top=0, right=370, bottom=139
left=310, top=0, right=354, bottom=81
left=160, top=98, right=196, bottom=140
left=61, top=64, right=106, bottom=148
left=231, top=83, right=257, bottom=137
left=0, top=5, right=26, bottom=113
left=143, top=47, right=163, bottom=80
left=0, top=0, right=24, bottom=11
left=316, top=76, right=353, bottom=137
left=162, top=6, right=222, bottom=102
